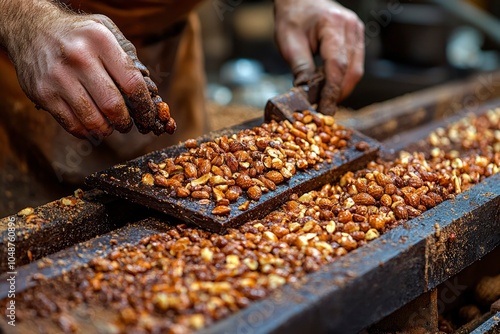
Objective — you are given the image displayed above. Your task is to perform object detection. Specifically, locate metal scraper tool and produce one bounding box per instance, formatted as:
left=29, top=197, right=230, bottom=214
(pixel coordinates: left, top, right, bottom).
left=264, top=71, right=325, bottom=122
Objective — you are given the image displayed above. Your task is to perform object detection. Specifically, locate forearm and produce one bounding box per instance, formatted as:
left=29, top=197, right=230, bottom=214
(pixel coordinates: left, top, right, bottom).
left=0, top=1, right=67, bottom=58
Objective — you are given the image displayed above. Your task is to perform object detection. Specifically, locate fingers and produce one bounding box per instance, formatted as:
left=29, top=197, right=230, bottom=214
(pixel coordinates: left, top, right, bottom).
left=318, top=24, right=347, bottom=115
left=339, top=18, right=364, bottom=101
left=318, top=10, right=365, bottom=113
left=275, top=22, right=316, bottom=85
left=27, top=14, right=171, bottom=138
left=61, top=84, right=113, bottom=137
left=90, top=15, right=168, bottom=135
left=89, top=24, right=157, bottom=134
left=80, top=63, right=133, bottom=133
left=92, top=14, right=138, bottom=60
left=273, top=0, right=365, bottom=116
left=47, top=99, right=87, bottom=139
left=144, top=76, right=159, bottom=95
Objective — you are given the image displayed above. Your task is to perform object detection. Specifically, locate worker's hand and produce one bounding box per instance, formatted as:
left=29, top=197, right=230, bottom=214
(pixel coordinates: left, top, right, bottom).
left=274, top=0, right=365, bottom=115
left=9, top=12, right=162, bottom=138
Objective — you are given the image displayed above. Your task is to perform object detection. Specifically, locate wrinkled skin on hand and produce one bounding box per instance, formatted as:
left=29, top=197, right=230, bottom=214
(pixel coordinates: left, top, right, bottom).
left=274, top=0, right=365, bottom=115
left=12, top=13, right=172, bottom=138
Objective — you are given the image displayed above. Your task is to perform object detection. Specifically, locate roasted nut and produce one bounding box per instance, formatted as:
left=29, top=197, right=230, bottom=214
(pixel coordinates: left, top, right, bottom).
left=344, top=222, right=359, bottom=233
left=394, top=205, right=408, bottom=220
left=407, top=176, right=423, bottom=188
left=157, top=101, right=171, bottom=121
left=385, top=183, right=397, bottom=195
left=229, top=140, right=246, bottom=152
left=265, top=171, right=285, bottom=184
left=352, top=193, right=376, bottom=206
left=225, top=186, right=242, bottom=202
left=271, top=158, right=284, bottom=170
left=191, top=191, right=210, bottom=199
left=184, top=138, right=198, bottom=149
left=238, top=201, right=250, bottom=211
left=191, top=173, right=211, bottom=186
left=325, top=221, right=336, bottom=233
left=209, top=175, right=227, bottom=187
left=213, top=188, right=225, bottom=202
left=198, top=159, right=212, bottom=175
left=212, top=205, right=231, bottom=215
left=380, top=194, right=392, bottom=207
left=337, top=210, right=352, bottom=223
left=155, top=174, right=180, bottom=188
left=368, top=215, right=385, bottom=230
left=236, top=174, right=254, bottom=189
left=402, top=188, right=420, bottom=207
left=420, top=194, right=436, bottom=208
left=225, top=153, right=239, bottom=172
left=367, top=183, right=384, bottom=200
left=141, top=173, right=155, bottom=186
left=365, top=228, right=380, bottom=241
left=18, top=207, right=34, bottom=217
left=296, top=159, right=308, bottom=169
left=258, top=175, right=277, bottom=191
left=280, top=167, right=293, bottom=179
left=355, top=141, right=370, bottom=151
left=263, top=231, right=278, bottom=242
left=184, top=162, right=198, bottom=179
left=176, top=187, right=190, bottom=198
left=406, top=206, right=421, bottom=217
left=247, top=186, right=262, bottom=201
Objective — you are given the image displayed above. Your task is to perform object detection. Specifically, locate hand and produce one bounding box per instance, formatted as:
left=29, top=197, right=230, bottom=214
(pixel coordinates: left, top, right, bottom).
left=5, top=8, right=164, bottom=138
left=274, top=0, right=365, bottom=114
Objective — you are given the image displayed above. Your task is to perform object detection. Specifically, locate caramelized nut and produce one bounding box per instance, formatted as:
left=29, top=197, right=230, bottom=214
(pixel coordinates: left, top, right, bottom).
left=236, top=174, right=254, bottom=190
left=226, top=186, right=242, bottom=202
left=184, top=138, right=198, bottom=149
left=352, top=193, right=376, bottom=206
left=212, top=205, right=231, bottom=215
left=265, top=171, right=285, bottom=184
left=247, top=185, right=262, bottom=201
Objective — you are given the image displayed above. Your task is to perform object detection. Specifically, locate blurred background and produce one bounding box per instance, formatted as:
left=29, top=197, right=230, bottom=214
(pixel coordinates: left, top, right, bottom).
left=198, top=0, right=500, bottom=128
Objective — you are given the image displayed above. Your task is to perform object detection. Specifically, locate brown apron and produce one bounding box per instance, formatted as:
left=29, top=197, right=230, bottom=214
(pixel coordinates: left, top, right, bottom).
left=0, top=1, right=207, bottom=184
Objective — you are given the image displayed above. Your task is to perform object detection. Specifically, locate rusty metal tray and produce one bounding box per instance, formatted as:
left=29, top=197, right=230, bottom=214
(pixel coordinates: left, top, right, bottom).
left=85, top=130, right=380, bottom=232
left=1, top=174, right=498, bottom=334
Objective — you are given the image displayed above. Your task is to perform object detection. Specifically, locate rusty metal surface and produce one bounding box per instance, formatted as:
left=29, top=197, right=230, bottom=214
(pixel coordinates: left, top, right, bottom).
left=0, top=219, right=169, bottom=299
left=469, top=311, right=500, bottom=334
left=264, top=72, right=325, bottom=123
left=0, top=190, right=147, bottom=274
left=86, top=130, right=379, bottom=233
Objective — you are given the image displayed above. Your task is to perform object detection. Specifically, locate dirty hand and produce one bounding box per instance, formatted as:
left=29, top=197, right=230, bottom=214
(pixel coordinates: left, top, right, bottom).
left=0, top=1, right=171, bottom=138
left=274, top=0, right=365, bottom=115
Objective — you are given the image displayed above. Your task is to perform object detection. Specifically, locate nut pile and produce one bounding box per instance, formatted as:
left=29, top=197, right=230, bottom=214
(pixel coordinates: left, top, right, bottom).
left=427, top=109, right=500, bottom=156
left=11, top=110, right=500, bottom=333
left=141, top=112, right=353, bottom=215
